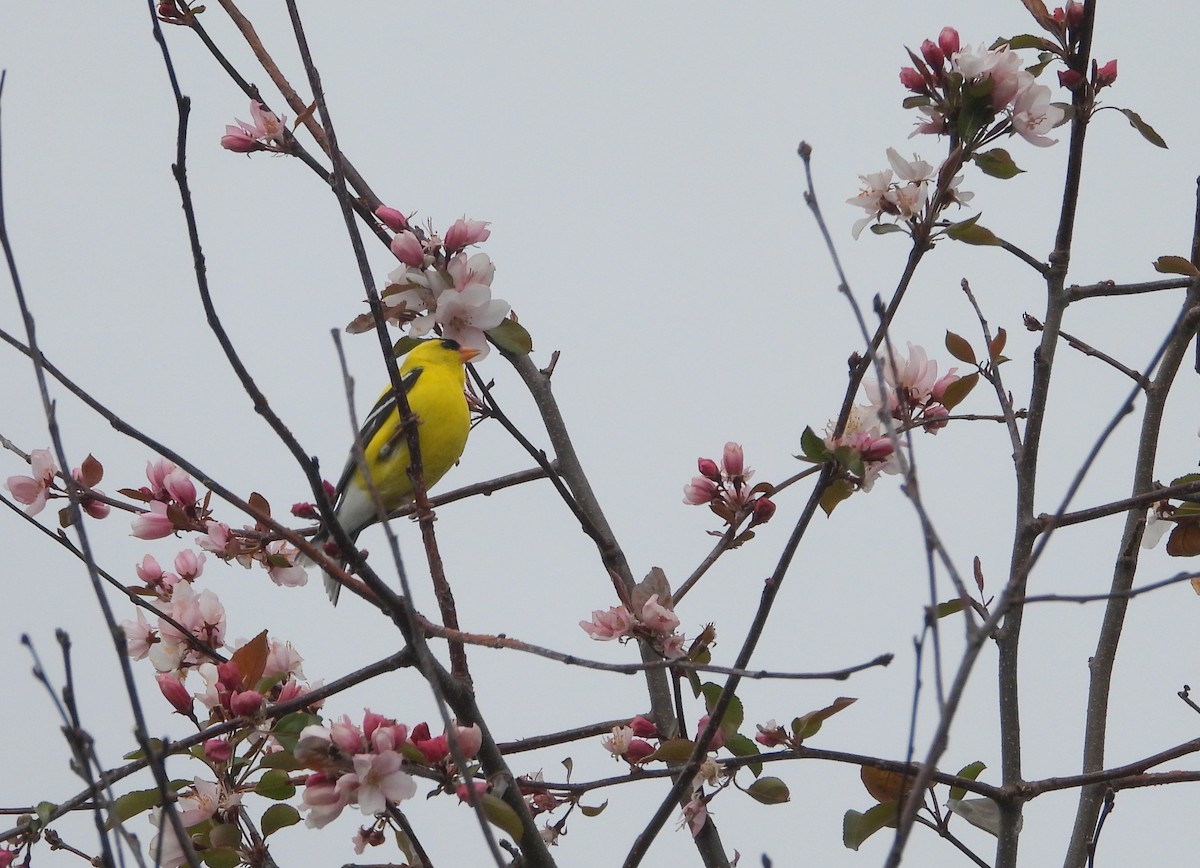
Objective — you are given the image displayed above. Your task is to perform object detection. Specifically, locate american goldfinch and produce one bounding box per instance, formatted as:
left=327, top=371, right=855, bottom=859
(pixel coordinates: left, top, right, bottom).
left=310, top=338, right=479, bottom=603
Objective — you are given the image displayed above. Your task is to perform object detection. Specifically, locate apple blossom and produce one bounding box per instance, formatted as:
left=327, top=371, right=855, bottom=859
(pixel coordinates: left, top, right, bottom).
left=5, top=448, right=57, bottom=515
left=580, top=605, right=635, bottom=640
left=640, top=594, right=681, bottom=634
left=131, top=501, right=176, bottom=540
left=374, top=205, right=410, bottom=233
left=602, top=725, right=634, bottom=757
left=1094, top=58, right=1118, bottom=88
left=1011, top=81, right=1064, bottom=147
left=156, top=673, right=193, bottom=716
left=679, top=793, right=709, bottom=837
left=443, top=217, right=491, bottom=251
left=351, top=751, right=417, bottom=815
left=301, top=773, right=351, bottom=828
left=120, top=609, right=157, bottom=660
left=263, top=540, right=307, bottom=587
left=390, top=230, right=425, bottom=267
left=937, top=26, right=960, bottom=57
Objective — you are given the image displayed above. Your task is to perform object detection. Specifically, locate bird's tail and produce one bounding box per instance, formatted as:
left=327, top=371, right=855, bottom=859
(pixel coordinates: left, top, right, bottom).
left=299, top=530, right=347, bottom=605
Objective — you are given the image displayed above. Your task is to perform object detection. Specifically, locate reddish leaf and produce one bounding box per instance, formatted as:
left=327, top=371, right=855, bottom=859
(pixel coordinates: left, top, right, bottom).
left=940, top=373, right=979, bottom=410
left=80, top=454, right=104, bottom=487
left=1166, top=520, right=1200, bottom=557
left=230, top=630, right=270, bottom=690
left=945, top=331, right=977, bottom=365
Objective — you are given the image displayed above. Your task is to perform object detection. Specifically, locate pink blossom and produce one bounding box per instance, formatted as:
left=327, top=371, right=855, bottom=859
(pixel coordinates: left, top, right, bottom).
left=683, top=476, right=718, bottom=505
left=697, top=716, right=726, bottom=750
left=264, top=639, right=305, bottom=680
left=660, top=632, right=687, bottom=659
left=1094, top=59, right=1117, bottom=88
left=120, top=609, right=157, bottom=660
left=755, top=719, right=790, bottom=747
left=157, top=673, right=193, bottom=715
left=220, top=126, right=260, bottom=153
left=1065, top=1, right=1085, bottom=27
left=70, top=466, right=111, bottom=519
left=264, top=540, right=308, bottom=587
left=451, top=722, right=483, bottom=759
left=0, top=850, right=15, bottom=868
left=221, top=101, right=286, bottom=153
left=697, top=457, right=720, bottom=480
left=640, top=594, right=680, bottom=634
left=331, top=716, right=366, bottom=754
left=580, top=605, right=635, bottom=640
left=679, top=793, right=709, bottom=837
left=937, top=27, right=960, bottom=58
left=920, top=39, right=944, bottom=69
left=720, top=442, right=745, bottom=478
left=627, top=738, right=655, bottom=764
left=375, top=205, right=410, bottom=233
left=197, top=520, right=236, bottom=557
left=390, top=231, right=426, bottom=267
left=1011, top=81, right=1064, bottom=147
left=174, top=549, right=205, bottom=581
left=630, top=715, right=658, bottom=738
left=1058, top=68, right=1086, bottom=90
left=414, top=734, right=450, bottom=764
left=163, top=468, right=196, bottom=506
left=204, top=738, right=233, bottom=763
left=750, top=496, right=776, bottom=527
left=146, top=458, right=178, bottom=500
left=456, top=781, right=490, bottom=803
left=6, top=448, right=58, bottom=515
left=930, top=370, right=960, bottom=403
left=370, top=722, right=409, bottom=754
left=899, top=66, right=925, bottom=92
left=148, top=807, right=190, bottom=867
left=352, top=751, right=417, bottom=814
left=443, top=217, right=491, bottom=251
left=136, top=554, right=166, bottom=584
left=302, top=773, right=350, bottom=828
left=428, top=282, right=509, bottom=360
left=131, top=501, right=176, bottom=540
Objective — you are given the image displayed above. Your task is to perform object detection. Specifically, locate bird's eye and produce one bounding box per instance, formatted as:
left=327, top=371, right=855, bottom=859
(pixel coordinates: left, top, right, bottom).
left=441, top=338, right=461, bottom=351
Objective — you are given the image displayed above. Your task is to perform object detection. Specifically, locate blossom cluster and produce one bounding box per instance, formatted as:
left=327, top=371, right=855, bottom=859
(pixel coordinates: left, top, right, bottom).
left=683, top=442, right=776, bottom=528
left=899, top=26, right=1065, bottom=148
left=346, top=208, right=510, bottom=360
left=848, top=148, right=973, bottom=239
left=5, top=448, right=111, bottom=520
left=295, top=712, right=482, bottom=853
left=580, top=591, right=686, bottom=660
left=821, top=342, right=962, bottom=491
left=220, top=100, right=287, bottom=154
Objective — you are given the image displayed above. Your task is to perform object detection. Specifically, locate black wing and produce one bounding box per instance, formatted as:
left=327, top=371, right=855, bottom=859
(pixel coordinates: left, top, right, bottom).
left=332, top=365, right=424, bottom=502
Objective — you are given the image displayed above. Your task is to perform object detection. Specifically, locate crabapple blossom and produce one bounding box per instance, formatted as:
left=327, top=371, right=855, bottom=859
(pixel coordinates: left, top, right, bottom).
left=626, top=738, right=655, bottom=764
left=602, top=725, right=634, bottom=757
left=1010, top=80, right=1064, bottom=147
left=120, top=609, right=157, bottom=660
left=443, top=217, right=491, bottom=251
left=263, top=540, right=307, bottom=587
left=5, top=448, right=57, bottom=515
left=301, top=773, right=350, bottom=828
left=220, top=100, right=286, bottom=152
left=680, top=793, right=709, bottom=837
left=390, top=230, right=425, bottom=267
left=374, top=205, right=410, bottom=233
left=579, top=605, right=635, bottom=640
left=157, top=673, right=193, bottom=715
left=131, top=501, right=175, bottom=540
left=350, top=751, right=417, bottom=815
left=640, top=594, right=681, bottom=634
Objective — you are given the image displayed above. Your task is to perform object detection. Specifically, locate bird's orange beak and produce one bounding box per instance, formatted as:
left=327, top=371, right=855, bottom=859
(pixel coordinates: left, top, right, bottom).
left=458, top=346, right=482, bottom=364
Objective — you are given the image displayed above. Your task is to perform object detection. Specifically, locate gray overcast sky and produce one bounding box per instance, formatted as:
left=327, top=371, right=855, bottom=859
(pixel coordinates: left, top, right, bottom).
left=3, top=3, right=1199, bottom=866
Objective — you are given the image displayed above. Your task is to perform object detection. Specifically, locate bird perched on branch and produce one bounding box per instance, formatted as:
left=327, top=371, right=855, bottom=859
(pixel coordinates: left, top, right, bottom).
left=308, top=338, right=479, bottom=603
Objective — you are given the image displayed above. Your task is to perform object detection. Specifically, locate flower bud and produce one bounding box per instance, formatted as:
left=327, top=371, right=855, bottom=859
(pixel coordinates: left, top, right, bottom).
left=937, top=27, right=960, bottom=57
left=899, top=67, right=925, bottom=92
left=390, top=231, right=425, bottom=268
left=750, top=496, right=777, bottom=527
left=697, top=715, right=726, bottom=750
left=156, top=673, right=193, bottom=715
left=920, top=39, right=944, bottom=69
left=696, top=457, right=720, bottom=480
left=456, top=781, right=489, bottom=803
left=721, top=442, right=744, bottom=478
left=626, top=738, right=656, bottom=764
left=1065, top=1, right=1085, bottom=28
left=374, top=205, right=410, bottom=233
left=1093, top=59, right=1117, bottom=88
left=1057, top=69, right=1086, bottom=90
left=204, top=738, right=233, bottom=763
left=229, top=690, right=264, bottom=717
left=629, top=715, right=658, bottom=739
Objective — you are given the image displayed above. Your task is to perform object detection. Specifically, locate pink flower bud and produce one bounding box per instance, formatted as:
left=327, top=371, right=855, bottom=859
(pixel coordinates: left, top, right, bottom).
left=754, top=721, right=789, bottom=747
left=920, top=39, right=944, bottom=69
left=220, top=130, right=260, bottom=153
left=156, top=673, right=193, bottom=715
left=362, top=709, right=388, bottom=740
left=1057, top=69, right=1086, bottom=90
left=443, top=218, right=491, bottom=251
left=860, top=436, right=895, bottom=463
left=1065, top=1, right=1085, bottom=27
left=229, top=690, right=264, bottom=717
left=416, top=734, right=449, bottom=764
left=136, top=554, right=165, bottom=584
left=922, top=404, right=951, bottom=433
left=750, top=496, right=776, bottom=527
left=204, top=738, right=233, bottom=763
left=683, top=476, right=718, bottom=505
left=930, top=371, right=960, bottom=403
left=899, top=67, right=925, bottom=92
left=291, top=501, right=319, bottom=519
left=81, top=496, right=111, bottom=520
left=697, top=457, right=720, bottom=480
left=174, top=549, right=204, bottom=581
left=410, top=722, right=431, bottom=743
left=456, top=781, right=489, bottom=803
left=626, top=738, right=655, bottom=764
left=331, top=717, right=365, bottom=753
left=721, top=442, right=744, bottom=478
left=937, top=27, right=960, bottom=58
left=1093, top=59, right=1117, bottom=88
left=375, top=205, right=410, bottom=233
left=390, top=231, right=425, bottom=267
left=163, top=468, right=196, bottom=506
left=629, top=715, right=658, bottom=739
left=453, top=723, right=483, bottom=759
left=131, top=501, right=176, bottom=540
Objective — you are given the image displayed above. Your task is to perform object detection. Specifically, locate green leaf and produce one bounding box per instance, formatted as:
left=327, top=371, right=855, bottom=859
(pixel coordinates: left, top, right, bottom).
left=271, top=712, right=322, bottom=753
left=901, top=95, right=932, bottom=109
left=111, top=789, right=161, bottom=825
left=201, top=848, right=240, bottom=868
left=935, top=598, right=967, bottom=619
left=800, top=426, right=830, bottom=462
left=940, top=372, right=979, bottom=410
left=254, top=768, right=296, bottom=801
left=1119, top=108, right=1168, bottom=148
left=947, top=797, right=1005, bottom=836
left=869, top=223, right=905, bottom=235
left=646, top=738, right=698, bottom=763
left=579, top=799, right=609, bottom=817
left=480, top=793, right=525, bottom=840
left=392, top=335, right=425, bottom=358
left=819, top=479, right=855, bottom=516
left=974, top=148, right=1024, bottom=179
left=1152, top=255, right=1199, bottom=277
left=724, top=733, right=763, bottom=778
left=700, top=685, right=743, bottom=735
left=944, top=331, right=976, bottom=365
left=1003, top=33, right=1057, bottom=51
left=950, top=760, right=988, bottom=801
left=946, top=217, right=1002, bottom=246
left=36, top=801, right=57, bottom=827
left=745, top=776, right=791, bottom=805
left=258, top=751, right=303, bottom=772
left=260, top=804, right=301, bottom=838
left=843, top=801, right=899, bottom=851
left=488, top=318, right=534, bottom=355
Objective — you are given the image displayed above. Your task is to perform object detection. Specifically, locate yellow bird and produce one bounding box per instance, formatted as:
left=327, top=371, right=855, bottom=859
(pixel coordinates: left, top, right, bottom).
left=310, top=338, right=479, bottom=603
